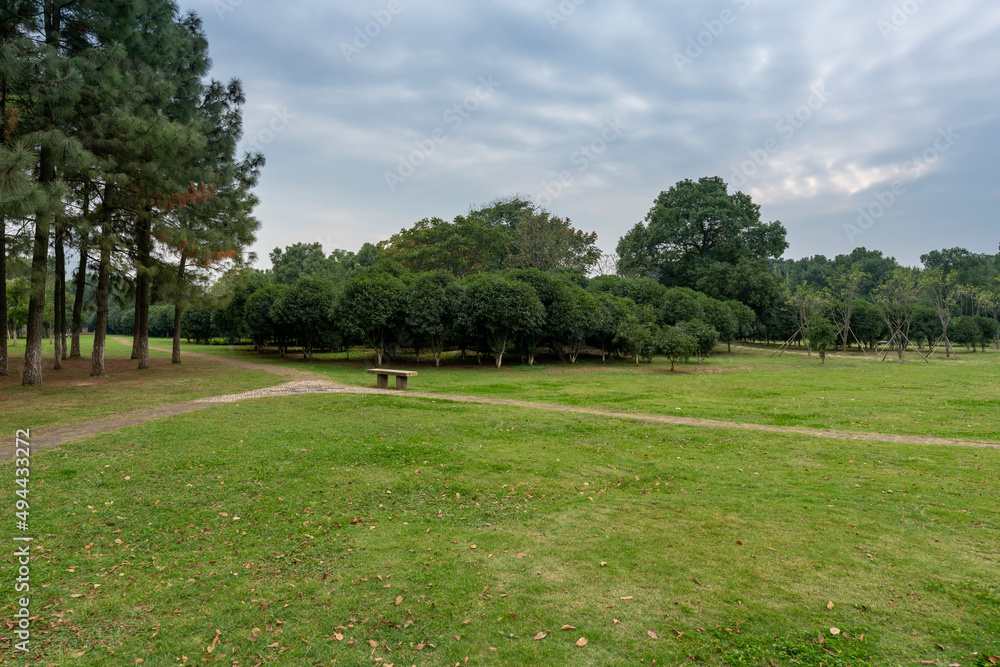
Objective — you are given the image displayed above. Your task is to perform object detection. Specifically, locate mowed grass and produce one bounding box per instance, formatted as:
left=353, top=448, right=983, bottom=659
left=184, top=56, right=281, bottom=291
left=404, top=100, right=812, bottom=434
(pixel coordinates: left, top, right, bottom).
left=3, top=394, right=997, bottom=665
left=177, top=339, right=1000, bottom=442
left=0, top=336, right=283, bottom=434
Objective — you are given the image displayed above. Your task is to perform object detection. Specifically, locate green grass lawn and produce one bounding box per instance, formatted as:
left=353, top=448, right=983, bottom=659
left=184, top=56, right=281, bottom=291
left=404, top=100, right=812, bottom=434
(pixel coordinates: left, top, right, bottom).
left=3, top=393, right=997, bottom=665
left=176, top=339, right=1000, bottom=442
left=0, top=336, right=283, bottom=435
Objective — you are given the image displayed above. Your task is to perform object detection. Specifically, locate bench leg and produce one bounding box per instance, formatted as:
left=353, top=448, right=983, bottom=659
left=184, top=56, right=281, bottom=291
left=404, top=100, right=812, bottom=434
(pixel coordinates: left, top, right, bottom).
left=376, top=374, right=388, bottom=389
left=395, top=375, right=408, bottom=390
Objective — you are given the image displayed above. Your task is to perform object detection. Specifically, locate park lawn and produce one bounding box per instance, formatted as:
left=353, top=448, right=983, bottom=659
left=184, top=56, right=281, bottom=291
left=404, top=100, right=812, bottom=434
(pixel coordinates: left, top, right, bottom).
left=0, top=336, right=283, bottom=435
left=175, top=339, right=1000, bottom=442
left=3, top=393, right=998, bottom=665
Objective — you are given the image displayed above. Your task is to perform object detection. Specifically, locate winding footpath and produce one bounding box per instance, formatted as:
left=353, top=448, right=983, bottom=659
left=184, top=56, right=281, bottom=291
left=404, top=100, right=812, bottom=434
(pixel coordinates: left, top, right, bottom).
left=5, top=343, right=999, bottom=460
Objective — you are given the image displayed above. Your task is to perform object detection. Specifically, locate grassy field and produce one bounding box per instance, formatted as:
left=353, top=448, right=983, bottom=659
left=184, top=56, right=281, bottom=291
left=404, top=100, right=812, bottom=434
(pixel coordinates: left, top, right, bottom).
left=0, top=336, right=283, bottom=435
left=3, top=392, right=999, bottom=665
left=2, top=339, right=998, bottom=664
left=177, top=339, right=1000, bottom=442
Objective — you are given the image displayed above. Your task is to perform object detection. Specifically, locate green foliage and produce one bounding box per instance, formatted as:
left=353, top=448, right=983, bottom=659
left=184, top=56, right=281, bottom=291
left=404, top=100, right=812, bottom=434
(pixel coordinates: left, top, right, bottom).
left=271, top=278, right=337, bottom=358
left=180, top=307, right=216, bottom=344
left=405, top=271, right=456, bottom=366
left=456, top=273, right=545, bottom=367
left=676, top=318, right=719, bottom=360
left=613, top=302, right=657, bottom=365
left=805, top=314, right=837, bottom=363
left=381, top=197, right=600, bottom=275
left=617, top=176, right=787, bottom=304
left=657, top=325, right=697, bottom=371
left=242, top=284, right=285, bottom=350
left=338, top=272, right=407, bottom=366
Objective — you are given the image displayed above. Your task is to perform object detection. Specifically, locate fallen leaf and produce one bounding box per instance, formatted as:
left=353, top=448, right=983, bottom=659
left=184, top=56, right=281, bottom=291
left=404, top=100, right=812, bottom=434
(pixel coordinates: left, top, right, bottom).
left=600, top=562, right=607, bottom=567
left=827, top=601, right=835, bottom=610
left=533, top=632, right=548, bottom=640
left=461, top=620, right=471, bottom=626
left=621, top=596, right=633, bottom=600
left=453, top=635, right=460, bottom=641
left=368, top=640, right=379, bottom=648
left=830, top=627, right=841, bottom=635
left=613, top=619, right=621, bottom=625
left=576, top=637, right=589, bottom=647
left=672, top=629, right=684, bottom=638
left=415, top=643, right=426, bottom=650
left=989, top=659, right=1000, bottom=666
left=735, top=540, right=743, bottom=545
left=516, top=553, right=526, bottom=559
left=394, top=596, right=402, bottom=606
left=647, top=630, right=658, bottom=639
left=403, top=620, right=414, bottom=629
left=936, top=643, right=945, bottom=651
left=488, top=647, right=498, bottom=652
left=561, top=625, right=576, bottom=631
left=333, top=633, right=343, bottom=642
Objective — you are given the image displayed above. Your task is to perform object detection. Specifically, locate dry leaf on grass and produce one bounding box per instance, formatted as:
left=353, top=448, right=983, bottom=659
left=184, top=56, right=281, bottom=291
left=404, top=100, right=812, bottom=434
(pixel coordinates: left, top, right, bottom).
left=561, top=625, right=576, bottom=630
left=533, top=632, right=548, bottom=640
left=647, top=630, right=658, bottom=639
left=827, top=601, right=835, bottom=610
left=575, top=637, right=589, bottom=647
left=830, top=627, right=841, bottom=635
left=620, top=596, right=634, bottom=600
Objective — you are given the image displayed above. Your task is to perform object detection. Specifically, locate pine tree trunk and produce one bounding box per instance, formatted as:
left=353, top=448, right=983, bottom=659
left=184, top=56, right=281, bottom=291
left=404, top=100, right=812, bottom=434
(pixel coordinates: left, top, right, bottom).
left=172, top=255, right=186, bottom=364
left=131, top=303, right=139, bottom=358
left=135, top=212, right=152, bottom=369
left=91, top=190, right=113, bottom=377
left=53, top=222, right=64, bottom=369
left=70, top=236, right=88, bottom=358
left=22, top=149, right=54, bottom=387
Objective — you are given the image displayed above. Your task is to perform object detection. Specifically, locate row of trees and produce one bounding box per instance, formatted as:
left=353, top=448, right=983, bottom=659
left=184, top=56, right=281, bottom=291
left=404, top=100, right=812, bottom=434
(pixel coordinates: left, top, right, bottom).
left=1, top=1, right=260, bottom=386
left=769, top=265, right=1000, bottom=361
left=194, top=263, right=758, bottom=369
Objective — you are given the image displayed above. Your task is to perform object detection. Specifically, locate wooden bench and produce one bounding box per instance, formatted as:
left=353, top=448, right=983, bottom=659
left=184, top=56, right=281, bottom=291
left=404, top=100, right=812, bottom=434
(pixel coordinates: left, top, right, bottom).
left=366, top=368, right=417, bottom=390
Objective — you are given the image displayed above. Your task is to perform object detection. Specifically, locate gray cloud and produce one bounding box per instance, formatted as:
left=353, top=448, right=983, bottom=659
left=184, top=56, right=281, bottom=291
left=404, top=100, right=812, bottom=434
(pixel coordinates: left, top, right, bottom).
left=186, top=0, right=1000, bottom=266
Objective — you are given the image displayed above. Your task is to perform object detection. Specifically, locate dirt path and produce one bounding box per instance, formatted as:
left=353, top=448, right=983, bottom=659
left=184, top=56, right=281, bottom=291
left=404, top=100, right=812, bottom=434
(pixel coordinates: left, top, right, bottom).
left=7, top=342, right=999, bottom=459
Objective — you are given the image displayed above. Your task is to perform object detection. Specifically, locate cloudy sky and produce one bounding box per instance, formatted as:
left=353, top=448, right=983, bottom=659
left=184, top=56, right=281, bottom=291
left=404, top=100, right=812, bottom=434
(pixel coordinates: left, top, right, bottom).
left=181, top=0, right=1000, bottom=268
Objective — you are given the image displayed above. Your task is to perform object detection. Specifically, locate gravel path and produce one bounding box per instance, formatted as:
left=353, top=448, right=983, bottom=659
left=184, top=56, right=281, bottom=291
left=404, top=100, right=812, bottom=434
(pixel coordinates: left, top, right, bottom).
left=6, top=342, right=998, bottom=459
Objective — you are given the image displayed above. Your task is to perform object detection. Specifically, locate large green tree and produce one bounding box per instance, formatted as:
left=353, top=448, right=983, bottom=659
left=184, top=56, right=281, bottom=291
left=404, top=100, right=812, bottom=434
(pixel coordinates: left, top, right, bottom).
left=617, top=177, right=787, bottom=309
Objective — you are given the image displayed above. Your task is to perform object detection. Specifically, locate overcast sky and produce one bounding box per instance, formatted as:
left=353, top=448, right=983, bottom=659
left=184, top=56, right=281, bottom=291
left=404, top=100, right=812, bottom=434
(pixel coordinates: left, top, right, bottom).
left=181, top=0, right=1000, bottom=268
